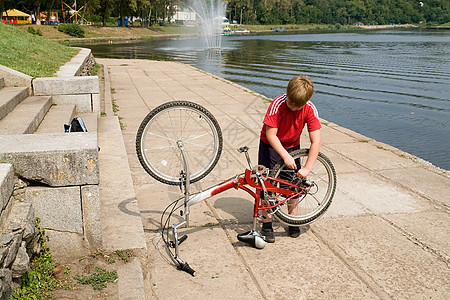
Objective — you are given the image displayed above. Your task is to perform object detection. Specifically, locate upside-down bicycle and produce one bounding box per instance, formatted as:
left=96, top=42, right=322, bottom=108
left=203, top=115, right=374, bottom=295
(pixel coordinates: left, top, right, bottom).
left=136, top=101, right=336, bottom=276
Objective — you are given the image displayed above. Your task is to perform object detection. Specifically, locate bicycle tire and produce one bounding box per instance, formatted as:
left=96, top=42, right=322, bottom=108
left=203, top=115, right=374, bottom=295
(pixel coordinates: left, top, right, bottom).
left=136, top=101, right=223, bottom=185
left=269, top=149, right=336, bottom=226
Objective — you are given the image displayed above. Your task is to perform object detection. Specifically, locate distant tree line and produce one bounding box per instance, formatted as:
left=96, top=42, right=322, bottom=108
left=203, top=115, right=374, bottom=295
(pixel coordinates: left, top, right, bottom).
left=1, top=0, right=449, bottom=26
left=227, top=0, right=450, bottom=25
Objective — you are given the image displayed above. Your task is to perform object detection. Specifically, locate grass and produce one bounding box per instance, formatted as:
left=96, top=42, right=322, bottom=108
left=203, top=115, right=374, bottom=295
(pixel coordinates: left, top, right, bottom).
left=11, top=218, right=59, bottom=299
left=0, top=22, right=79, bottom=77
left=73, top=267, right=118, bottom=290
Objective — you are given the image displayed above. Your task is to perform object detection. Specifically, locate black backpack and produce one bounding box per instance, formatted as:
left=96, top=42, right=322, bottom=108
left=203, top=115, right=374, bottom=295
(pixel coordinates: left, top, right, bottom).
left=65, top=117, right=87, bottom=133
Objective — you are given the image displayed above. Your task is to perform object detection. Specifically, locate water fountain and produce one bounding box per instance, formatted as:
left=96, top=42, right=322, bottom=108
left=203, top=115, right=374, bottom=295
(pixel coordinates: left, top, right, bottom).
left=191, top=0, right=227, bottom=49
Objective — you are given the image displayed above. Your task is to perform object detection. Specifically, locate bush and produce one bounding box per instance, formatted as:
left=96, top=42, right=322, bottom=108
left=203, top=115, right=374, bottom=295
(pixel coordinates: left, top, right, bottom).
left=57, top=23, right=85, bottom=37
left=27, top=26, right=43, bottom=36
left=27, top=26, right=36, bottom=34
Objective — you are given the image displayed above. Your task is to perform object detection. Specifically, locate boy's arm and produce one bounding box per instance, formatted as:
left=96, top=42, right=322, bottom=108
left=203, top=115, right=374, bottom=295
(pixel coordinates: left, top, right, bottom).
left=265, top=125, right=297, bottom=169
left=297, top=129, right=321, bottom=178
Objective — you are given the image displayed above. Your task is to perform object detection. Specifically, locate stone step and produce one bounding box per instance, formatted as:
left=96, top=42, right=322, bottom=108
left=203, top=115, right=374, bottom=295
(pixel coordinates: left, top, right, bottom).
left=77, top=112, right=98, bottom=133
left=0, top=132, right=98, bottom=187
left=0, top=163, right=14, bottom=213
left=0, top=77, right=4, bottom=89
left=98, top=116, right=147, bottom=300
left=98, top=116, right=146, bottom=250
left=0, top=87, right=29, bottom=121
left=0, top=96, right=52, bottom=135
left=35, top=104, right=76, bottom=134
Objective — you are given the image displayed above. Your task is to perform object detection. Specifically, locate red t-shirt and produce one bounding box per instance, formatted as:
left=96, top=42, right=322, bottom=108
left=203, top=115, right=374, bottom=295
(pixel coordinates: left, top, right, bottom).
left=260, top=94, right=321, bottom=148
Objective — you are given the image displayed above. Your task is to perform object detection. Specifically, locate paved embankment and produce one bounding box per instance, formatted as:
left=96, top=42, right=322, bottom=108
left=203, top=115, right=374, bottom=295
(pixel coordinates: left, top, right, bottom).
left=98, top=58, right=449, bottom=299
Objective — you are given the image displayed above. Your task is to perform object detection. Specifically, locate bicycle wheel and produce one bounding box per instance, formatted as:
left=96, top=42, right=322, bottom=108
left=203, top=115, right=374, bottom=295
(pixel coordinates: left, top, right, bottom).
left=269, top=149, right=336, bottom=226
left=136, top=101, right=223, bottom=185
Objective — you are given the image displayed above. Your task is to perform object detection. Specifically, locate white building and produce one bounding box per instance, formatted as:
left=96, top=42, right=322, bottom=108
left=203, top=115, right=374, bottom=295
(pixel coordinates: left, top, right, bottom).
left=171, top=6, right=196, bottom=24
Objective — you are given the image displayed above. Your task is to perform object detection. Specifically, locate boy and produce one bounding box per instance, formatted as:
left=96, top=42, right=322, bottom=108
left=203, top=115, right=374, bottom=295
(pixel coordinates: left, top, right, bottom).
left=259, top=75, right=321, bottom=243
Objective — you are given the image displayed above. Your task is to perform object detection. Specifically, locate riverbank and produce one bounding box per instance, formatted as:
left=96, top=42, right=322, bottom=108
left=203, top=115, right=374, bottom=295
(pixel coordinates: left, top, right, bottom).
left=15, top=23, right=422, bottom=45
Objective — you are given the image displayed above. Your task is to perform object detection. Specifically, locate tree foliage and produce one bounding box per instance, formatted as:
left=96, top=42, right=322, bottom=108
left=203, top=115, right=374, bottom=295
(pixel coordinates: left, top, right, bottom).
left=4, top=0, right=450, bottom=26
left=227, top=0, right=449, bottom=25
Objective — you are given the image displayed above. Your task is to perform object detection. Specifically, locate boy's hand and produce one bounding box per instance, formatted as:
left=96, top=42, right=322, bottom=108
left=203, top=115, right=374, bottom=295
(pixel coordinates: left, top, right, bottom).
left=284, top=155, right=297, bottom=170
left=296, top=167, right=311, bottom=178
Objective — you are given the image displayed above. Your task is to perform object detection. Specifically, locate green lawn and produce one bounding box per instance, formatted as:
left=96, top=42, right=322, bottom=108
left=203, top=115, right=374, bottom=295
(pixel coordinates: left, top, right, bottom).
left=0, top=23, right=79, bottom=77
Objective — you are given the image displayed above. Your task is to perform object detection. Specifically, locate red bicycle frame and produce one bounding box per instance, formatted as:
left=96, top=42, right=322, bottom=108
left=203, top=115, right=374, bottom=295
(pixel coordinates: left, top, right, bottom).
left=185, top=168, right=306, bottom=220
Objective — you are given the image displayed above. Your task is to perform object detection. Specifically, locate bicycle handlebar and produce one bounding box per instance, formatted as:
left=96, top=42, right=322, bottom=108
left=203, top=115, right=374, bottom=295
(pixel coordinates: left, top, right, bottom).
left=178, top=261, right=196, bottom=276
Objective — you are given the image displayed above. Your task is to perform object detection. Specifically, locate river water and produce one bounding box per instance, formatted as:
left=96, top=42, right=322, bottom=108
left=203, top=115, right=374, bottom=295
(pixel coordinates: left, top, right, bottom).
left=81, top=29, right=450, bottom=171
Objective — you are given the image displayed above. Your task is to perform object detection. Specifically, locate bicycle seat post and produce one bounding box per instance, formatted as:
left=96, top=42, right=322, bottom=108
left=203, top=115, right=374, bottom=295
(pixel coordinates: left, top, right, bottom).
left=238, top=146, right=253, bottom=169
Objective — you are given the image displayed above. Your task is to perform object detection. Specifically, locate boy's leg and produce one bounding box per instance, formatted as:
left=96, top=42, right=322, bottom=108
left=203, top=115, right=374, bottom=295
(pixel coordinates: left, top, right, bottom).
left=258, top=142, right=303, bottom=240
left=258, top=141, right=277, bottom=242
left=286, top=146, right=301, bottom=238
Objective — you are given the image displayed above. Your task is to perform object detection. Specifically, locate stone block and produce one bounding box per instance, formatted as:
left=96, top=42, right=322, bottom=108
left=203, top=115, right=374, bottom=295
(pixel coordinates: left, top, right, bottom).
left=0, top=164, right=13, bottom=211
left=0, top=133, right=99, bottom=186
left=0, top=65, right=32, bottom=92
left=0, top=87, right=29, bottom=121
left=77, top=112, right=98, bottom=133
left=45, top=230, right=88, bottom=263
left=26, top=186, right=82, bottom=234
left=81, top=185, right=102, bottom=250
left=33, top=76, right=99, bottom=96
left=52, top=94, right=93, bottom=113
left=92, top=93, right=100, bottom=114
left=55, top=47, right=89, bottom=77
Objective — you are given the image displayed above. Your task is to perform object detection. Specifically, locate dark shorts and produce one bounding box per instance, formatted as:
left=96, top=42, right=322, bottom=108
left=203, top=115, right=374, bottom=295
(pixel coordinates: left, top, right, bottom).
left=258, top=140, right=301, bottom=170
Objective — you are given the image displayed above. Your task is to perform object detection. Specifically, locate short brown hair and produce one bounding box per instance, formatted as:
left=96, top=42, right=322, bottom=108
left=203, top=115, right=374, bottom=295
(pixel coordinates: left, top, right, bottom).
left=286, top=75, right=314, bottom=107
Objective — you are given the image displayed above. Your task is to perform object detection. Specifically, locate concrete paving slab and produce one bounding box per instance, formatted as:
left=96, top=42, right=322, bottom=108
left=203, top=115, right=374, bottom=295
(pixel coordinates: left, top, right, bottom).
left=314, top=216, right=450, bottom=299
left=383, top=211, right=450, bottom=260
left=382, top=167, right=450, bottom=207
left=318, top=149, right=367, bottom=174
left=229, top=223, right=379, bottom=299
left=320, top=124, right=359, bottom=144
left=145, top=229, right=262, bottom=299
left=335, top=172, right=429, bottom=215
left=135, top=182, right=218, bottom=231
left=327, top=142, right=418, bottom=170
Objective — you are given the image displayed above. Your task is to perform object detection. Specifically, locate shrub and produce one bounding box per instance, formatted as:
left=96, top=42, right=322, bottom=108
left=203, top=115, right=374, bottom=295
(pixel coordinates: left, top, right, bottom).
left=57, top=23, right=85, bottom=37
left=27, top=26, right=36, bottom=34
left=27, top=26, right=43, bottom=36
